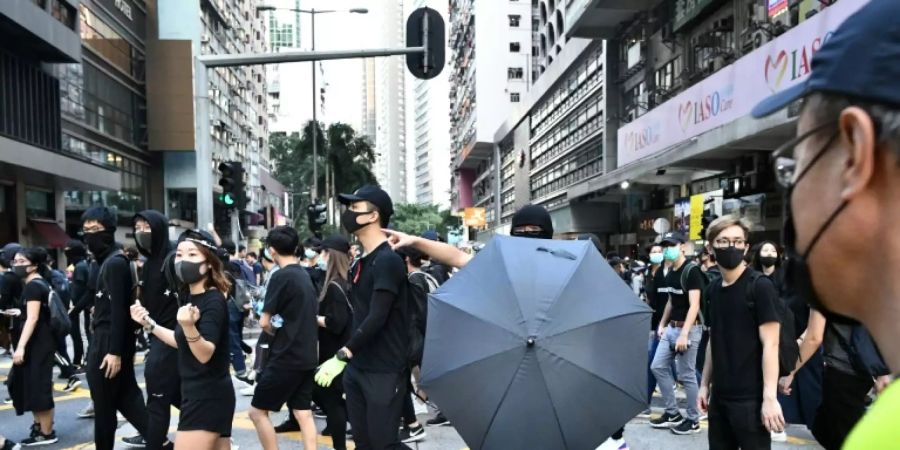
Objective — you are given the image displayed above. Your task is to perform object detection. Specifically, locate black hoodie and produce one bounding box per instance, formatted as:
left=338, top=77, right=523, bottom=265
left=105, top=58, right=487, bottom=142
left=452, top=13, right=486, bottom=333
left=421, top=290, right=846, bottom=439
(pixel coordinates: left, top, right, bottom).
left=134, top=210, right=178, bottom=329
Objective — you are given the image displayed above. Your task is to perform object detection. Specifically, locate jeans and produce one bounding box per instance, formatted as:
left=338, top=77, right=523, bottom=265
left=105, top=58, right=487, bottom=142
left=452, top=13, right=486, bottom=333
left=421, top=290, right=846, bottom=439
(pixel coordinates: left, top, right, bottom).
left=227, top=302, right=247, bottom=374
left=646, top=331, right=677, bottom=404
left=651, top=325, right=702, bottom=421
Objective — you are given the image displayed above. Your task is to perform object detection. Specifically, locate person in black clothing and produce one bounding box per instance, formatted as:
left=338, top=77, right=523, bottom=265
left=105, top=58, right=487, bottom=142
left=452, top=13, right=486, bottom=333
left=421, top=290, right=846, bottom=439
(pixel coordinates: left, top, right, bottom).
left=1, top=243, right=23, bottom=354
left=312, top=235, right=354, bottom=450
left=130, top=230, right=235, bottom=450
left=420, top=231, right=450, bottom=285
left=64, top=240, right=91, bottom=368
left=643, top=244, right=671, bottom=411
left=128, top=210, right=181, bottom=450
left=249, top=226, right=319, bottom=450
left=8, top=248, right=59, bottom=446
left=698, top=217, right=784, bottom=450
left=315, top=185, right=412, bottom=450
left=81, top=206, right=148, bottom=450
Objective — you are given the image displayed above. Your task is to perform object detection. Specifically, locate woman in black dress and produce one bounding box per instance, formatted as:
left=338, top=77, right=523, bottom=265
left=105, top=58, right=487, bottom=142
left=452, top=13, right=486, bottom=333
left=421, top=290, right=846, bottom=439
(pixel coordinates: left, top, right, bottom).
left=129, top=230, right=234, bottom=450
left=9, top=248, right=58, bottom=445
left=312, top=235, right=354, bottom=450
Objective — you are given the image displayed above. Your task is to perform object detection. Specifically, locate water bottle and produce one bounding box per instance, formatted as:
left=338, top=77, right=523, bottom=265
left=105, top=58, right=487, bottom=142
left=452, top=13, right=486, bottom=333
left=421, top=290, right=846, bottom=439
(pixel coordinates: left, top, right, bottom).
left=271, top=314, right=284, bottom=329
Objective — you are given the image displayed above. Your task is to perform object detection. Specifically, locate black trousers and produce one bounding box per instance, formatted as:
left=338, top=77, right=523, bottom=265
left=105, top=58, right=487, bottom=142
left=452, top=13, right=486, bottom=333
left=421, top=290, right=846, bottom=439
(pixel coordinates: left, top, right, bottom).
left=87, top=331, right=148, bottom=450
left=313, top=373, right=347, bottom=450
left=69, top=311, right=85, bottom=366
left=708, top=397, right=771, bottom=450
left=811, top=365, right=873, bottom=450
left=145, top=337, right=181, bottom=450
left=344, top=364, right=411, bottom=450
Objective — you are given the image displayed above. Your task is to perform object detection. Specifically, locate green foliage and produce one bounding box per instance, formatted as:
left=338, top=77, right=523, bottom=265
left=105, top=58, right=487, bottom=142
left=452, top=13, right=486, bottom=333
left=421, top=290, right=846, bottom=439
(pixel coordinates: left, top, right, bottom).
left=392, top=203, right=462, bottom=239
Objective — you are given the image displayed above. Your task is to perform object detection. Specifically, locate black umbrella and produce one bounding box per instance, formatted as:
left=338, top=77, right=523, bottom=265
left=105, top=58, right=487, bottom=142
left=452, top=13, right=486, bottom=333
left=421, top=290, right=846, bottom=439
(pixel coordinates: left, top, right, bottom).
left=420, top=236, right=651, bottom=450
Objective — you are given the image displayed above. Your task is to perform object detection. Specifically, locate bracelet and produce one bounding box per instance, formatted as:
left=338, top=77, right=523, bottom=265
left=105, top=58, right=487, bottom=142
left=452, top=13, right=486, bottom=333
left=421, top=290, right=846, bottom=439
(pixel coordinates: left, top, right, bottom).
left=185, top=334, right=202, bottom=342
left=143, top=318, right=156, bottom=333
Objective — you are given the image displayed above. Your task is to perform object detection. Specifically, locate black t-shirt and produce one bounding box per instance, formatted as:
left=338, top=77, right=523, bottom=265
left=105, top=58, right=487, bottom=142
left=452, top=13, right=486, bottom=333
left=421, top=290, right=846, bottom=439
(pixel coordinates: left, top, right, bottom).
left=19, top=279, right=54, bottom=353
left=0, top=271, right=21, bottom=310
left=318, top=280, right=353, bottom=364
left=665, top=261, right=705, bottom=323
left=648, top=267, right=668, bottom=331
left=710, top=269, right=779, bottom=400
left=348, top=242, right=409, bottom=373
left=262, top=264, right=319, bottom=371
left=175, top=289, right=232, bottom=400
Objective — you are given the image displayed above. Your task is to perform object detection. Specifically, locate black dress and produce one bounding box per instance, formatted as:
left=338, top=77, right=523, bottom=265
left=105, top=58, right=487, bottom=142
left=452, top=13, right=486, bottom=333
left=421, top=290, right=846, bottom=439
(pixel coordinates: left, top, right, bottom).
left=10, top=279, right=56, bottom=415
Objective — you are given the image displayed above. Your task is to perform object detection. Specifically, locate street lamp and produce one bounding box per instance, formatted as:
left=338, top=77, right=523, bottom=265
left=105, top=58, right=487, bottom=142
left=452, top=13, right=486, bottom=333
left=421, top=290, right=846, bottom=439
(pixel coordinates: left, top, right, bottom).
left=256, top=4, right=369, bottom=203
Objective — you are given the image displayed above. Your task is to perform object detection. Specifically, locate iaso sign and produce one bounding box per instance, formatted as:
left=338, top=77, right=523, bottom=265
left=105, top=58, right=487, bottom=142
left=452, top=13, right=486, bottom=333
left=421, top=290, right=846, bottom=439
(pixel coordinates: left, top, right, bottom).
left=616, top=0, right=865, bottom=168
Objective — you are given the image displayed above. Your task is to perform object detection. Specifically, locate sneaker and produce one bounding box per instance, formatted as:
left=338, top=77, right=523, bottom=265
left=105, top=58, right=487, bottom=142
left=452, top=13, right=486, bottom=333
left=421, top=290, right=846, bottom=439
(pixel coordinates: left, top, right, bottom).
left=77, top=402, right=95, bottom=418
left=322, top=427, right=353, bottom=438
left=636, top=408, right=652, bottom=418
left=595, top=437, right=629, bottom=450
left=1, top=438, right=20, bottom=450
left=239, top=385, right=255, bottom=397
left=73, top=365, right=86, bottom=375
left=400, top=424, right=426, bottom=443
left=20, top=430, right=57, bottom=447
left=649, top=411, right=684, bottom=429
left=670, top=419, right=701, bottom=435
left=63, top=377, right=81, bottom=393
left=313, top=405, right=326, bottom=419
left=235, top=373, right=254, bottom=386
left=121, top=435, right=147, bottom=447
left=771, top=430, right=788, bottom=442
left=2, top=398, right=11, bottom=405
left=698, top=413, right=708, bottom=422
left=28, top=423, right=40, bottom=438
left=426, top=413, right=451, bottom=427
left=274, top=416, right=300, bottom=433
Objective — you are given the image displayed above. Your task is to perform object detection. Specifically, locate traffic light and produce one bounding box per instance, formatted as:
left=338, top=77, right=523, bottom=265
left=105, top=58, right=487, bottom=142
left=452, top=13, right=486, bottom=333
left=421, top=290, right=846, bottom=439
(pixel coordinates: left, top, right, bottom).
left=307, top=202, right=327, bottom=234
left=218, top=161, right=245, bottom=210
left=406, top=7, right=445, bottom=80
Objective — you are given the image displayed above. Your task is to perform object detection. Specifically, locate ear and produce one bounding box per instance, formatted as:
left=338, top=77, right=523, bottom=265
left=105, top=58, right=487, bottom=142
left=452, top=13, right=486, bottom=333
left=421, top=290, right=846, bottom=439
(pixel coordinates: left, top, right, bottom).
left=838, top=106, right=877, bottom=201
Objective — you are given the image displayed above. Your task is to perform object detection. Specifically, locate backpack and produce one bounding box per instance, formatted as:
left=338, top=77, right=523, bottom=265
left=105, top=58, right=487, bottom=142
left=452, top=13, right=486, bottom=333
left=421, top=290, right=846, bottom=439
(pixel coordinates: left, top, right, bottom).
left=230, top=277, right=257, bottom=313
left=711, top=270, right=799, bottom=377
left=49, top=269, right=71, bottom=306
left=679, top=262, right=718, bottom=326
left=407, top=270, right=439, bottom=366
left=33, top=278, right=71, bottom=339
left=97, top=250, right=142, bottom=312
left=828, top=321, right=890, bottom=377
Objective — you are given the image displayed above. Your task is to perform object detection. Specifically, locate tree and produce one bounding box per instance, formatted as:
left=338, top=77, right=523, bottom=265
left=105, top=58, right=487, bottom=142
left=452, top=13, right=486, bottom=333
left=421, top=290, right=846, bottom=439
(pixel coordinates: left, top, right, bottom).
left=391, top=204, right=462, bottom=239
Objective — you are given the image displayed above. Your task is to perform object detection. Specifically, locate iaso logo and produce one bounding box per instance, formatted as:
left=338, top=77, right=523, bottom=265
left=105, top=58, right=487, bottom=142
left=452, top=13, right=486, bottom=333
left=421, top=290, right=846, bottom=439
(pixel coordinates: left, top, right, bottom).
left=764, top=31, right=834, bottom=92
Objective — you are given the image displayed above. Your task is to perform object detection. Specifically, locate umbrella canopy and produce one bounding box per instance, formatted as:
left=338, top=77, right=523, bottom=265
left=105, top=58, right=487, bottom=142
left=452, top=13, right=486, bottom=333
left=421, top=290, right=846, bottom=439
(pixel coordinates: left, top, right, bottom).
left=420, top=236, right=652, bottom=450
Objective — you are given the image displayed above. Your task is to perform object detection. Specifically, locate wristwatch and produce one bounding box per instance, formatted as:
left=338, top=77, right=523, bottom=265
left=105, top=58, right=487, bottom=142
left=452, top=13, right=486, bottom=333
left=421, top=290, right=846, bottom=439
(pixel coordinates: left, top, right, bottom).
left=144, top=318, right=156, bottom=334
left=336, top=348, right=351, bottom=362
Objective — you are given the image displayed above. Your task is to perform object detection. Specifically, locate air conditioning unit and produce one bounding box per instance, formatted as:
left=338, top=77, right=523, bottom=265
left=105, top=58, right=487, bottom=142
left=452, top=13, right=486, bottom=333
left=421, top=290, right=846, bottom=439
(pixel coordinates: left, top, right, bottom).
left=201, top=34, right=210, bottom=43
left=752, top=29, right=770, bottom=49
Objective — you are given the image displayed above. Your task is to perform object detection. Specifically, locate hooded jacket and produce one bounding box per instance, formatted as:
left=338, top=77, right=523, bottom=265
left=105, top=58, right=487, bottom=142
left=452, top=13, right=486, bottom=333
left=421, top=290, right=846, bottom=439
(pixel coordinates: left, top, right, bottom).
left=135, top=210, right=178, bottom=329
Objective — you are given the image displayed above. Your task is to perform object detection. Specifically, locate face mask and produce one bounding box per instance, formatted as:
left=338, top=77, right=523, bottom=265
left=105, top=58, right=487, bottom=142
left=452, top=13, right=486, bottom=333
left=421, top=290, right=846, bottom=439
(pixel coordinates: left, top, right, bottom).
left=304, top=249, right=318, bottom=259
left=714, top=246, right=745, bottom=270
left=759, top=256, right=778, bottom=268
left=663, top=246, right=681, bottom=262
left=64, top=250, right=83, bottom=262
left=84, top=230, right=115, bottom=256
left=175, top=260, right=207, bottom=285
left=316, top=257, right=328, bottom=271
left=13, top=265, right=31, bottom=279
left=135, top=231, right=152, bottom=253
left=341, top=209, right=374, bottom=235
left=649, top=253, right=664, bottom=265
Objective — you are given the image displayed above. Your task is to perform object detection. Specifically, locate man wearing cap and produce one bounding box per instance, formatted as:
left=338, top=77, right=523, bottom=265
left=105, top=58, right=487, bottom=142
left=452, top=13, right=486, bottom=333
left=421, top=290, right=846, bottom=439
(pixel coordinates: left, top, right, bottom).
left=649, top=231, right=705, bottom=435
left=750, top=1, right=900, bottom=447
left=315, top=185, right=413, bottom=450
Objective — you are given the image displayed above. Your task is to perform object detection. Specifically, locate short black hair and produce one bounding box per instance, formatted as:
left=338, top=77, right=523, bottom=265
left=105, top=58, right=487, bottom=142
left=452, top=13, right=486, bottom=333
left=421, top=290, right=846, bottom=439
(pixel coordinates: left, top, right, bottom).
left=396, top=246, right=426, bottom=268
left=221, top=239, right=236, bottom=255
left=239, top=244, right=246, bottom=252
left=247, top=251, right=257, bottom=259
left=81, top=206, right=117, bottom=231
left=266, top=226, right=299, bottom=257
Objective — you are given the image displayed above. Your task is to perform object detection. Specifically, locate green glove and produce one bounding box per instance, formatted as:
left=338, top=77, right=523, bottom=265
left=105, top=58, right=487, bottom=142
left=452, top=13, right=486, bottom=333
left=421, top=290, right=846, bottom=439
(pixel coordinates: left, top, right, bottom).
left=315, top=356, right=347, bottom=387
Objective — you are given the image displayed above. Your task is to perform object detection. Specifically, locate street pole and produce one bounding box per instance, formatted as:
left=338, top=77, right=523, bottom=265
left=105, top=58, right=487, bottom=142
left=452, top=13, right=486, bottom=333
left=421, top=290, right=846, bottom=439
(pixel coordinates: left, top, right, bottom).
left=195, top=57, right=214, bottom=229
left=311, top=9, right=318, bottom=203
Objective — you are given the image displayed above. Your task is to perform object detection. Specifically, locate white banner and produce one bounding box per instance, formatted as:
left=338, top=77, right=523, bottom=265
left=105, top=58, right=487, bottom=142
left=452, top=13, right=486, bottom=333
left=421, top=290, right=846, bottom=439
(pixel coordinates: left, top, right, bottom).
left=616, top=0, right=867, bottom=168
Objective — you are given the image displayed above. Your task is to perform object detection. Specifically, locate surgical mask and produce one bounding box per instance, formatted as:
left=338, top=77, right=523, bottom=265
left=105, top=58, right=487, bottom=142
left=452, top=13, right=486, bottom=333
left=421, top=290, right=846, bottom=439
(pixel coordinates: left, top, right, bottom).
left=759, top=256, right=778, bottom=268
left=175, top=260, right=207, bottom=285
left=341, top=209, right=374, bottom=234
left=84, top=230, right=115, bottom=256
left=135, top=231, right=152, bottom=253
left=663, top=246, right=681, bottom=262
left=714, top=247, right=745, bottom=270
left=649, top=253, right=664, bottom=265
left=316, top=257, right=328, bottom=271
left=12, top=265, right=31, bottom=279
left=304, top=249, right=318, bottom=259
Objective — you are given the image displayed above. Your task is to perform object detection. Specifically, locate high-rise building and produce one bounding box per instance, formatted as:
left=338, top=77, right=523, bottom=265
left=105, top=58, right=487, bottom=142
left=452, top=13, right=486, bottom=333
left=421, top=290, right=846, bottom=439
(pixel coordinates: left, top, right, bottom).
left=370, top=0, right=406, bottom=202
left=267, top=0, right=301, bottom=51
left=448, top=0, right=532, bottom=216
left=407, top=0, right=451, bottom=209
left=148, top=0, right=275, bottom=234
left=360, top=58, right=377, bottom=144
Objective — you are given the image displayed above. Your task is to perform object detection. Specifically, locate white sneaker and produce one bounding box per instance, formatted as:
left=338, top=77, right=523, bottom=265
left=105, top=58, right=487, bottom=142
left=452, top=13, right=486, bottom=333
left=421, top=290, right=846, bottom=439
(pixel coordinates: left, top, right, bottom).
left=77, top=402, right=95, bottom=418
left=595, top=437, right=628, bottom=450
left=771, top=430, right=788, bottom=442
left=698, top=413, right=708, bottom=422
left=239, top=385, right=255, bottom=397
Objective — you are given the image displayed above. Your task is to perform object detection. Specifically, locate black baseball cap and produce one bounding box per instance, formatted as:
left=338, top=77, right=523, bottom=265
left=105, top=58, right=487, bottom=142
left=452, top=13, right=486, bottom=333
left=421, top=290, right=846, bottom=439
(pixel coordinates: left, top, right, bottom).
left=338, top=185, right=394, bottom=224
left=660, top=231, right=687, bottom=245
left=320, top=235, right=351, bottom=254
left=752, top=1, right=900, bottom=118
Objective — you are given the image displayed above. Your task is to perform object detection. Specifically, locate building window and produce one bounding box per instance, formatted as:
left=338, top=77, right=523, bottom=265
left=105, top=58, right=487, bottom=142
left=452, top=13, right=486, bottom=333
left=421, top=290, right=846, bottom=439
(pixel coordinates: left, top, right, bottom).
left=509, top=42, right=521, bottom=52
left=654, top=56, right=682, bottom=98
left=508, top=15, right=521, bottom=27
left=623, top=81, right=647, bottom=121
left=507, top=67, right=524, bottom=80
left=25, top=190, right=54, bottom=219
left=80, top=6, right=145, bottom=81
left=50, top=0, right=76, bottom=29
left=510, top=92, right=520, bottom=102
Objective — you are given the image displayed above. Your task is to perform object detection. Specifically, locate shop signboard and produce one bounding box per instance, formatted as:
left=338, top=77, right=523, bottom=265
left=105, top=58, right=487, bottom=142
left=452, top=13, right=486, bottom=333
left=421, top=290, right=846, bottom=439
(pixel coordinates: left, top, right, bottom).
left=464, top=207, right=486, bottom=228
left=616, top=0, right=866, bottom=168
left=673, top=198, right=691, bottom=236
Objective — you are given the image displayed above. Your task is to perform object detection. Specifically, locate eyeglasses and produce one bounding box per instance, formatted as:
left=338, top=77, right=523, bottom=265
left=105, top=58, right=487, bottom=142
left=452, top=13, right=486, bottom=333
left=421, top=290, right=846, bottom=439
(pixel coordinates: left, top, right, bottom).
left=771, top=121, right=838, bottom=189
left=713, top=238, right=747, bottom=248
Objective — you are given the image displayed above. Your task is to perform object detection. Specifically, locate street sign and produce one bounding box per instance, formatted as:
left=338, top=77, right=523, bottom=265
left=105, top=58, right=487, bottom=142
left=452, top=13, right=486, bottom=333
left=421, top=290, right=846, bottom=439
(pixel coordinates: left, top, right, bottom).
left=406, top=7, right=445, bottom=80
left=464, top=207, right=486, bottom=228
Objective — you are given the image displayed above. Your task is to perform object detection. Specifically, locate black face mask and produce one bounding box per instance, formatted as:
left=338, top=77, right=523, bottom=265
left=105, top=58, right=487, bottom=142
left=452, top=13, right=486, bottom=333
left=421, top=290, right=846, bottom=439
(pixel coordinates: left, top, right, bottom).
left=64, top=250, right=84, bottom=263
left=13, top=265, right=31, bottom=279
left=341, top=209, right=375, bottom=235
left=84, top=230, right=115, bottom=256
left=759, top=256, right=779, bottom=268
left=135, top=231, right=153, bottom=254
left=175, top=260, right=207, bottom=285
left=713, top=246, right=745, bottom=270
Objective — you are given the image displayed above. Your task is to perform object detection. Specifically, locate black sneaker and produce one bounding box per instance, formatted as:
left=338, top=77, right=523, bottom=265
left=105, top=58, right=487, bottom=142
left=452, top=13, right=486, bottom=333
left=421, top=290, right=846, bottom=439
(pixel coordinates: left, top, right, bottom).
left=649, top=411, right=684, bottom=429
left=121, top=435, right=147, bottom=447
left=400, top=425, right=426, bottom=443
left=0, top=438, right=19, bottom=450
left=671, top=419, right=701, bottom=435
left=29, top=423, right=40, bottom=438
left=321, top=427, right=353, bottom=438
left=63, top=377, right=81, bottom=393
left=274, top=416, right=300, bottom=433
left=426, top=413, right=451, bottom=427
left=313, top=405, right=326, bottom=419
left=20, top=430, right=57, bottom=447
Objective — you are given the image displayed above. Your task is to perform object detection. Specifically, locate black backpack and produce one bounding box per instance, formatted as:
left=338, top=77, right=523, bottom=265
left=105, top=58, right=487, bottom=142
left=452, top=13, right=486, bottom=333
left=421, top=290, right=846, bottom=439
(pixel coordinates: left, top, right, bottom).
left=679, top=262, right=717, bottom=326
left=33, top=278, right=71, bottom=339
left=407, top=270, right=439, bottom=366
left=828, top=321, right=890, bottom=377
left=743, top=271, right=799, bottom=377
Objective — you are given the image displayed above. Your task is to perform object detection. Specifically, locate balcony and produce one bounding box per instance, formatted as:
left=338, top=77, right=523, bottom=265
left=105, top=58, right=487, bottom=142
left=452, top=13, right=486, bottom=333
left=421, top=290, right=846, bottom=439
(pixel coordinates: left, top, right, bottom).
left=0, top=0, right=81, bottom=62
left=565, top=0, right=663, bottom=39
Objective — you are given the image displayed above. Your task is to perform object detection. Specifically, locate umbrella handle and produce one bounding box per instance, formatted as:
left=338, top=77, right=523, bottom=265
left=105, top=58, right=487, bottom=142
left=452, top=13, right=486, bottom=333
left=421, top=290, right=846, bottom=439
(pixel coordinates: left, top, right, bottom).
left=536, top=247, right=577, bottom=260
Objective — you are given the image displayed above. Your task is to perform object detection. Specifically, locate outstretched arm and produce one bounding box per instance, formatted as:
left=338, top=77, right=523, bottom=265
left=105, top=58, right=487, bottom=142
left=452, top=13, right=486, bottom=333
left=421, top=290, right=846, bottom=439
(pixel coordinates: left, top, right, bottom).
left=383, top=229, right=472, bottom=269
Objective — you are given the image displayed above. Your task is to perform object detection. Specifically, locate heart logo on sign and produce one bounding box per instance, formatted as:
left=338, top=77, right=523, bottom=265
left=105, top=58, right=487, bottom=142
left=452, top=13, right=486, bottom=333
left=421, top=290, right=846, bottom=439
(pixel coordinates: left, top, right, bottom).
left=764, top=50, right=789, bottom=93
left=677, top=101, right=694, bottom=132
